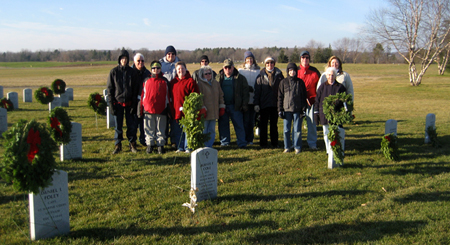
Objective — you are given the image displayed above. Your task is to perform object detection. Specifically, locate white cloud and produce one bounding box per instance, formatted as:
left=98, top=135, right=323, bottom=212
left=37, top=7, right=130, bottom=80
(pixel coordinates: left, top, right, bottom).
left=143, top=18, right=151, bottom=26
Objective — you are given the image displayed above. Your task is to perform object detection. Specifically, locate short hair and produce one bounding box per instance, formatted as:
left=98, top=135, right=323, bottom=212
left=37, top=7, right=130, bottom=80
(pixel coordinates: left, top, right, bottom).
left=176, top=61, right=186, bottom=69
left=134, top=53, right=144, bottom=62
left=326, top=67, right=337, bottom=77
left=327, top=56, right=343, bottom=74
left=199, top=65, right=212, bottom=79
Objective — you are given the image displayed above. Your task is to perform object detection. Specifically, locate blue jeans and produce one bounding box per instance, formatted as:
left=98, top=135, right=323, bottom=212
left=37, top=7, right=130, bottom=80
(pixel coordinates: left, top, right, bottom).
left=305, top=105, right=317, bottom=148
left=243, top=105, right=255, bottom=144
left=283, top=112, right=302, bottom=150
left=171, top=119, right=185, bottom=151
left=114, top=104, right=137, bottom=146
left=218, top=104, right=247, bottom=148
left=203, top=120, right=216, bottom=147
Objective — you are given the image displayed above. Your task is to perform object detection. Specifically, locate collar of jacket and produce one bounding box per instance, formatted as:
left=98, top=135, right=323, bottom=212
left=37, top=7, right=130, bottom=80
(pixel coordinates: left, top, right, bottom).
left=260, top=67, right=282, bottom=77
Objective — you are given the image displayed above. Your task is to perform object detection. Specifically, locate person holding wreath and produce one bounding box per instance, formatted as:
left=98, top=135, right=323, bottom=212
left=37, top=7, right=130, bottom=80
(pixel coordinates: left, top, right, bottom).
left=317, top=56, right=354, bottom=102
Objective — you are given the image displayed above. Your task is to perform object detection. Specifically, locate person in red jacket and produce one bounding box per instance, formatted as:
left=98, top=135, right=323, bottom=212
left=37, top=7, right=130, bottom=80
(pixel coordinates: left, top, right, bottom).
left=297, top=50, right=321, bottom=150
left=170, top=61, right=200, bottom=153
left=141, top=61, right=169, bottom=154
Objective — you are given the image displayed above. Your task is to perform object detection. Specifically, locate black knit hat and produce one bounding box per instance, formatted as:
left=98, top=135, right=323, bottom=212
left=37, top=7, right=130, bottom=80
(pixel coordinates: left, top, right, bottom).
left=286, top=62, right=298, bottom=74
left=200, top=55, right=209, bottom=63
left=165, top=45, right=177, bottom=56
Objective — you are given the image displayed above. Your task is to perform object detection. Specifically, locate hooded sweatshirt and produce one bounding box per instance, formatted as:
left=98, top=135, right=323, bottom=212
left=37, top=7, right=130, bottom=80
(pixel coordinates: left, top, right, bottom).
left=107, top=50, right=138, bottom=107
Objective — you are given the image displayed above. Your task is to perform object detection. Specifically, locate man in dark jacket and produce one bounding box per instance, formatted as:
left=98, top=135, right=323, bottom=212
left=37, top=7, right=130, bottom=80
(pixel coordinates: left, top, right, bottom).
left=107, top=50, right=139, bottom=154
left=132, top=53, right=151, bottom=147
left=217, top=58, right=249, bottom=148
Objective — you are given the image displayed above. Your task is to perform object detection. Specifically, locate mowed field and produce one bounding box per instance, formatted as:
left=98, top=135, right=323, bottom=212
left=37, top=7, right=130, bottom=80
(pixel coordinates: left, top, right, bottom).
left=1, top=62, right=450, bottom=244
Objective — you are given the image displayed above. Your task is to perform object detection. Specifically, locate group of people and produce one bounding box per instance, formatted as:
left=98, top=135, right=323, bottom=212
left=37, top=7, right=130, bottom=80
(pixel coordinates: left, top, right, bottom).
left=107, top=45, right=354, bottom=155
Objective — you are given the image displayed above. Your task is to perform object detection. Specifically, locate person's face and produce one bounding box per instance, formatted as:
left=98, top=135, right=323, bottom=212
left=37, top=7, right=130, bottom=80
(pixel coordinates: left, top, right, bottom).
left=330, top=58, right=339, bottom=69
left=134, top=57, right=144, bottom=70
left=265, top=61, right=275, bottom=71
left=223, top=65, right=234, bottom=77
left=201, top=59, right=209, bottom=67
left=301, top=55, right=310, bottom=67
left=204, top=69, right=212, bottom=80
left=151, top=66, right=160, bottom=75
left=326, top=71, right=336, bottom=84
left=288, top=69, right=296, bottom=77
left=245, top=57, right=254, bottom=66
left=120, top=57, right=128, bottom=66
left=166, top=52, right=176, bottom=63
left=176, top=65, right=186, bottom=78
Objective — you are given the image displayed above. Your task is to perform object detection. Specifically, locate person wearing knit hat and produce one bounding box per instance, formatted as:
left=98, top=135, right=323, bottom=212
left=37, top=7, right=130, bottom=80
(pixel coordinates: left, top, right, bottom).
left=159, top=45, right=181, bottom=83
left=192, top=55, right=217, bottom=82
left=238, top=50, right=260, bottom=145
left=254, top=56, right=284, bottom=148
left=278, top=63, right=308, bottom=154
left=132, top=53, right=151, bottom=147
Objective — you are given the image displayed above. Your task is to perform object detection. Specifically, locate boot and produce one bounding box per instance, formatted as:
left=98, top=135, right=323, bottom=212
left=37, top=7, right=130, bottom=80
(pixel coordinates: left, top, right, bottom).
left=112, top=142, right=122, bottom=154
left=158, top=146, right=165, bottom=154
left=146, top=145, right=153, bottom=154
left=130, top=142, right=138, bottom=153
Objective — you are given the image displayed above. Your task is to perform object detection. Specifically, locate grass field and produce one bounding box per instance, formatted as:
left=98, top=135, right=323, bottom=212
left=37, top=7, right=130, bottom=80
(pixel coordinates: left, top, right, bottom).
left=1, top=62, right=449, bottom=244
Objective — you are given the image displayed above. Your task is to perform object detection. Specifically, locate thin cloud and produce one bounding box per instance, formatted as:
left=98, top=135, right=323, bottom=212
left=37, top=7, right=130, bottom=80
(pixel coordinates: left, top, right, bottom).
left=143, top=18, right=151, bottom=26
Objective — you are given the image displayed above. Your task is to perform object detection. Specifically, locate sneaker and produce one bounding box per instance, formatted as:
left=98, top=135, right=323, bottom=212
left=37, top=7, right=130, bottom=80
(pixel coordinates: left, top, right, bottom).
left=247, top=142, right=254, bottom=146
left=146, top=145, right=153, bottom=154
left=283, top=148, right=291, bottom=153
left=185, top=149, right=192, bottom=153
left=158, top=146, right=165, bottom=154
left=176, top=149, right=183, bottom=153
left=112, top=143, right=122, bottom=154
left=130, top=142, right=138, bottom=153
left=309, top=146, right=318, bottom=150
left=295, top=149, right=301, bottom=154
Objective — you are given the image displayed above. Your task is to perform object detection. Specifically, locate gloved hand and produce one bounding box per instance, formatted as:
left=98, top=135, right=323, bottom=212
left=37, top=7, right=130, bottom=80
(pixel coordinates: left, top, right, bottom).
left=314, top=113, right=320, bottom=125
left=197, top=107, right=207, bottom=120
left=254, top=105, right=260, bottom=113
left=248, top=86, right=254, bottom=93
left=278, top=111, right=285, bottom=119
left=219, top=108, right=225, bottom=117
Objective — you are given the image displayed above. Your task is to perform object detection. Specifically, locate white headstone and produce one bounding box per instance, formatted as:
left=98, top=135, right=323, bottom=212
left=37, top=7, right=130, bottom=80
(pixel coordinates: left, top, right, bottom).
left=107, top=106, right=115, bottom=129
left=60, top=93, right=69, bottom=107
left=23, top=88, right=32, bottom=102
left=49, top=97, right=61, bottom=111
left=103, top=89, right=107, bottom=97
left=0, top=86, right=3, bottom=98
left=60, top=122, right=82, bottom=161
left=65, top=88, right=73, bottom=101
left=191, top=147, right=218, bottom=202
left=385, top=119, right=397, bottom=136
left=425, top=113, right=436, bottom=144
left=0, top=108, right=7, bottom=137
left=7, top=92, right=19, bottom=109
left=105, top=95, right=109, bottom=106
left=29, top=170, right=70, bottom=241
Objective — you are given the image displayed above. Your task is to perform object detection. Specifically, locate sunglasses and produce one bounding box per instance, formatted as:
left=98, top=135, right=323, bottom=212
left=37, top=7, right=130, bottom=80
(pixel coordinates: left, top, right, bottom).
left=151, top=67, right=161, bottom=70
left=137, top=60, right=144, bottom=63
left=204, top=73, right=212, bottom=75
left=266, top=61, right=275, bottom=64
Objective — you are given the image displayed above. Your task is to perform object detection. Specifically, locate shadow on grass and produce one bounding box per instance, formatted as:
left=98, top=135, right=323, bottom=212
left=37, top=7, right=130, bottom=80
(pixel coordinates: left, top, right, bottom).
left=218, top=190, right=371, bottom=202
left=248, top=220, right=427, bottom=244
left=0, top=192, right=28, bottom=205
left=69, top=220, right=278, bottom=241
left=379, top=161, right=450, bottom=176
left=394, top=191, right=450, bottom=203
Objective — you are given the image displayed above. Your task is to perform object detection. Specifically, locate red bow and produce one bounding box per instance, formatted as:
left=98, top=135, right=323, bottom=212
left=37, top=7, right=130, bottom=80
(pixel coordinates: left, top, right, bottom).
left=41, top=88, right=49, bottom=96
left=50, top=117, right=63, bottom=137
left=56, top=80, right=61, bottom=90
left=95, top=94, right=102, bottom=107
left=330, top=140, right=337, bottom=147
left=384, top=136, right=391, bottom=142
left=1, top=100, right=7, bottom=108
left=26, top=128, right=41, bottom=163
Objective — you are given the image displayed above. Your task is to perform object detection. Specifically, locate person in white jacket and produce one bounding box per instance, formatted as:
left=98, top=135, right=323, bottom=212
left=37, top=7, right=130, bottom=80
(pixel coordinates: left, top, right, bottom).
left=317, top=56, right=354, bottom=102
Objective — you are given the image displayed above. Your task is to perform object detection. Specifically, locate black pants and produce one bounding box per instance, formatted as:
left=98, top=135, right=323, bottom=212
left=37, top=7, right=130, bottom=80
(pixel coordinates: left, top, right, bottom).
left=259, top=107, right=278, bottom=147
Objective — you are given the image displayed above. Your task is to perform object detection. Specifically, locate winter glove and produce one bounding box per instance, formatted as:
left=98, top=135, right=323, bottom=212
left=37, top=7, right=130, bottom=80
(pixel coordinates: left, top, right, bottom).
left=219, top=108, right=225, bottom=117
left=197, top=107, right=207, bottom=120
left=278, top=111, right=285, bottom=119
left=254, top=105, right=260, bottom=113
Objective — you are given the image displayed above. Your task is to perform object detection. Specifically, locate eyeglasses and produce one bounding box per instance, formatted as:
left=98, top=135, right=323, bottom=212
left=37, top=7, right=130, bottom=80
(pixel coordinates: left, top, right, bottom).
left=137, top=60, right=144, bottom=63
left=224, top=66, right=233, bottom=70
left=151, top=67, right=161, bottom=70
left=204, top=73, right=212, bottom=75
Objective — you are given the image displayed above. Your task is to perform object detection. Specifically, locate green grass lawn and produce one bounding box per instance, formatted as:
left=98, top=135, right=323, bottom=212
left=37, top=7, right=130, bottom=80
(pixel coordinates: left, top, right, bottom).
left=1, top=62, right=449, bottom=244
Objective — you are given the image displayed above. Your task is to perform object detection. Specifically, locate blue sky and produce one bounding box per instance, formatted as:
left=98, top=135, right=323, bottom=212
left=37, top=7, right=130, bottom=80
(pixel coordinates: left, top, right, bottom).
left=0, top=0, right=383, bottom=52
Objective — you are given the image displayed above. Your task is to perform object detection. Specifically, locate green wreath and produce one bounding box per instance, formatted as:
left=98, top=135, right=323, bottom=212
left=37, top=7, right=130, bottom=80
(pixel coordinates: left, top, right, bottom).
left=51, top=79, right=66, bottom=94
left=87, top=92, right=107, bottom=115
left=34, top=86, right=54, bottom=104
left=1, top=119, right=58, bottom=194
left=381, top=133, right=399, bottom=161
left=0, top=98, right=14, bottom=111
left=323, top=92, right=354, bottom=125
left=179, top=92, right=210, bottom=150
left=48, top=107, right=72, bottom=145
left=328, top=125, right=344, bottom=165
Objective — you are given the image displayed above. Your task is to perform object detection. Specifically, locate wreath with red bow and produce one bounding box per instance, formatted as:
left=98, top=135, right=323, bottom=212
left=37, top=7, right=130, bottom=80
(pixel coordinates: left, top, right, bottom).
left=48, top=107, right=72, bottom=145
left=87, top=92, right=107, bottom=115
left=51, top=79, right=66, bottom=95
left=381, top=133, right=399, bottom=161
left=0, top=119, right=58, bottom=194
left=34, top=86, right=54, bottom=104
left=0, top=98, right=14, bottom=111
left=328, top=125, right=344, bottom=165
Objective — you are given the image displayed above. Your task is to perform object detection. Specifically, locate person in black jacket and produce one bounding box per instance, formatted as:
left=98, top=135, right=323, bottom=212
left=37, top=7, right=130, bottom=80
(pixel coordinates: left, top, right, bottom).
left=132, top=53, right=151, bottom=147
left=278, top=63, right=307, bottom=154
left=107, top=50, right=139, bottom=154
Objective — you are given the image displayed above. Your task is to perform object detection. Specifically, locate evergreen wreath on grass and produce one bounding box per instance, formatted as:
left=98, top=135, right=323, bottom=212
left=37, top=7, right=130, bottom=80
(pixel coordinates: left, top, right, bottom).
left=34, top=86, right=54, bottom=104
left=426, top=126, right=439, bottom=148
left=179, top=92, right=210, bottom=150
left=328, top=125, right=344, bottom=165
left=1, top=119, right=58, bottom=194
left=51, top=79, right=66, bottom=94
left=381, top=133, right=400, bottom=161
left=48, top=107, right=72, bottom=145
left=323, top=92, right=354, bottom=125
left=87, top=92, right=107, bottom=115
left=0, top=98, right=14, bottom=111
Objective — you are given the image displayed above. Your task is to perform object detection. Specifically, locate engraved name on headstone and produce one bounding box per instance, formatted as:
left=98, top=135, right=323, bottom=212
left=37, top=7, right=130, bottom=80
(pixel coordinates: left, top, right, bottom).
left=60, top=122, right=82, bottom=161
left=191, top=147, right=218, bottom=202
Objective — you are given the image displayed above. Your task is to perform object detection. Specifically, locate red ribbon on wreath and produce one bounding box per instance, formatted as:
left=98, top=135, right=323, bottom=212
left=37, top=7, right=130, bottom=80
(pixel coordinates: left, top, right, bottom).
left=384, top=136, right=391, bottom=142
left=330, top=140, right=337, bottom=147
left=56, top=80, right=61, bottom=90
left=1, top=99, right=7, bottom=108
left=26, top=128, right=41, bottom=163
left=41, top=87, right=49, bottom=96
left=50, top=117, right=63, bottom=137
left=94, top=94, right=102, bottom=107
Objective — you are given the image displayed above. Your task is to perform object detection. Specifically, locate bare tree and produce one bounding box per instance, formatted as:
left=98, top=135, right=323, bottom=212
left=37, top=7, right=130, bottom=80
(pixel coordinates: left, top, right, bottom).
left=365, top=0, right=450, bottom=86
left=333, top=37, right=352, bottom=62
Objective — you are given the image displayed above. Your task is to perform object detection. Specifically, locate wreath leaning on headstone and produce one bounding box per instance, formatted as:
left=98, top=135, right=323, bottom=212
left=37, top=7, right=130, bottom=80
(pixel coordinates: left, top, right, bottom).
left=87, top=92, right=107, bottom=116
left=48, top=107, right=72, bottom=145
left=34, top=86, right=54, bottom=104
left=381, top=133, right=399, bottom=161
left=179, top=92, right=210, bottom=150
left=0, top=119, right=58, bottom=194
left=51, top=79, right=66, bottom=95
left=0, top=98, right=14, bottom=111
